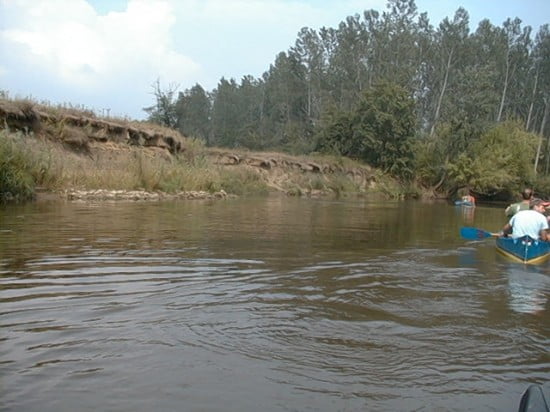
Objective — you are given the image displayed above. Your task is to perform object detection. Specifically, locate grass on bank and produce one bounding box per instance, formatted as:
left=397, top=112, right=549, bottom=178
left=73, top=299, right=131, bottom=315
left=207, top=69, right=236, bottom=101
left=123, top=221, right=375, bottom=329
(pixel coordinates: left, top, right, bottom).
left=0, top=131, right=61, bottom=201
left=1, top=125, right=405, bottom=202
left=0, top=130, right=273, bottom=201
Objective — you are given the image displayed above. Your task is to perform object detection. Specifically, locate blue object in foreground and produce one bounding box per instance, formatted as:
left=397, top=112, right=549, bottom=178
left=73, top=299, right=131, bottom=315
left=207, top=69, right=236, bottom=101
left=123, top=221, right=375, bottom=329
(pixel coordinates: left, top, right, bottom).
left=496, top=235, right=550, bottom=265
left=518, top=382, right=550, bottom=412
left=460, top=227, right=496, bottom=240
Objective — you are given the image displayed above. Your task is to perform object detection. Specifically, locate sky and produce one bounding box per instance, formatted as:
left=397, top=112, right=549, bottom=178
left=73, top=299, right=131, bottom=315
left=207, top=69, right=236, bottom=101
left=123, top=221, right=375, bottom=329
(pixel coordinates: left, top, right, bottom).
left=1, top=0, right=548, bottom=120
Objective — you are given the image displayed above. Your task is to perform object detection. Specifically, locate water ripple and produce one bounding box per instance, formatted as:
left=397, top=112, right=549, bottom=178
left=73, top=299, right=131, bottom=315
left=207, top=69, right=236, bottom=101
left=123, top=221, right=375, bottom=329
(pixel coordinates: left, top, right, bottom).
left=1, top=199, right=548, bottom=412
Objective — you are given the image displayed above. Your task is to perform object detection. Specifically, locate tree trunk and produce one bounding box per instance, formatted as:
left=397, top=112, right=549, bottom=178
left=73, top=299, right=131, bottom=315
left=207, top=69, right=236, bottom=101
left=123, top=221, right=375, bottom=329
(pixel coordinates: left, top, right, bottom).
left=534, top=96, right=549, bottom=175
left=497, top=56, right=510, bottom=122
left=307, top=76, right=312, bottom=118
left=526, top=67, right=539, bottom=131
left=430, top=49, right=453, bottom=137
left=540, top=97, right=550, bottom=175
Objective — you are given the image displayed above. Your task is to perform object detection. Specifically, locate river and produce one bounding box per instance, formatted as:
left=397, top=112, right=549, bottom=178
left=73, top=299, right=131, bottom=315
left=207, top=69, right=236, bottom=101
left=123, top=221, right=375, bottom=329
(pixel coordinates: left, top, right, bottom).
left=0, top=196, right=548, bottom=411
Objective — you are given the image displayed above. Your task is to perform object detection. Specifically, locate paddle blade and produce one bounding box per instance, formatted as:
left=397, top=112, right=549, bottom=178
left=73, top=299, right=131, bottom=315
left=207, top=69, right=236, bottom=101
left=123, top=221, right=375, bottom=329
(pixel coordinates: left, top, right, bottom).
left=460, top=227, right=495, bottom=240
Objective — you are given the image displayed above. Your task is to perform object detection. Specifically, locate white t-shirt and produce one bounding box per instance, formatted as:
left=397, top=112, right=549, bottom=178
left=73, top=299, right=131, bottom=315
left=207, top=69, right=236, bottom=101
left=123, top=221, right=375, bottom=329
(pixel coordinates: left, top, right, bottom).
left=509, top=210, right=549, bottom=239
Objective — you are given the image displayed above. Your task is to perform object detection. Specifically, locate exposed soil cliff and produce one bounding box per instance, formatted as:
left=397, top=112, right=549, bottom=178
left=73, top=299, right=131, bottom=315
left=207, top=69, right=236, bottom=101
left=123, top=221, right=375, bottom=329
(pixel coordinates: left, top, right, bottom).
left=1, top=98, right=390, bottom=200
left=0, top=99, right=184, bottom=155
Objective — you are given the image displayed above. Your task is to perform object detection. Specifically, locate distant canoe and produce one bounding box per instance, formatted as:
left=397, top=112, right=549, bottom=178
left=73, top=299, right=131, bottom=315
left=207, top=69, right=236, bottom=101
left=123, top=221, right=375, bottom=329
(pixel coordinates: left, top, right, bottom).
left=496, top=235, right=550, bottom=264
left=454, top=200, right=475, bottom=207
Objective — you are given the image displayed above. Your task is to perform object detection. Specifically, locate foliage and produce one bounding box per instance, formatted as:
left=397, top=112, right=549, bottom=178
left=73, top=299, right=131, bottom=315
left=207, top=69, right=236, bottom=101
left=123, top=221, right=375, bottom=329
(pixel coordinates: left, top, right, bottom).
left=175, top=84, right=211, bottom=143
left=317, top=82, right=416, bottom=179
left=0, top=131, right=61, bottom=201
left=353, top=82, right=416, bottom=178
left=411, top=135, right=446, bottom=187
left=143, top=79, right=179, bottom=128
left=0, top=132, right=35, bottom=201
left=533, top=175, right=550, bottom=199
left=315, top=109, right=356, bottom=156
left=446, top=121, right=537, bottom=195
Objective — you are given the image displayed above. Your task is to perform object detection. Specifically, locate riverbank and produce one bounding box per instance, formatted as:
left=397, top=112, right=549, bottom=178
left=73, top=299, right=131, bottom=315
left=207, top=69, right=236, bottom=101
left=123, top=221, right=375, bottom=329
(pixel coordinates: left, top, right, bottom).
left=1, top=97, right=408, bottom=202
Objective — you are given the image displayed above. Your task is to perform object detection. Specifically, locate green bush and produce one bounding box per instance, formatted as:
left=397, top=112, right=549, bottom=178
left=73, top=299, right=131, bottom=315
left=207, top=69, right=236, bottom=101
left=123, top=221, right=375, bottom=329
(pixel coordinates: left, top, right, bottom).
left=0, top=137, right=34, bottom=201
left=472, top=121, right=536, bottom=190
left=0, top=131, right=61, bottom=201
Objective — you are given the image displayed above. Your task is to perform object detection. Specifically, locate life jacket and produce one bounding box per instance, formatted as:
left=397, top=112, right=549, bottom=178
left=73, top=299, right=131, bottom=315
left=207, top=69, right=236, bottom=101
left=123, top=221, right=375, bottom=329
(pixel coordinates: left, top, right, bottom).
left=505, top=201, right=529, bottom=217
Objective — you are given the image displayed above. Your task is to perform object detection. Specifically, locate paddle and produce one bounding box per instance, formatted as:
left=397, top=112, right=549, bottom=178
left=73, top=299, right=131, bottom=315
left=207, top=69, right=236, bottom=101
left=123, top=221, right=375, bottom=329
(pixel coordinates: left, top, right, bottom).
left=460, top=227, right=500, bottom=240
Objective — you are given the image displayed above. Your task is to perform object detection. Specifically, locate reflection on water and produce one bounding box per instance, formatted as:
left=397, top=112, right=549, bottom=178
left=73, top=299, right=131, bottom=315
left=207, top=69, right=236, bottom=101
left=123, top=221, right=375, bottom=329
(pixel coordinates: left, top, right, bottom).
left=0, top=196, right=548, bottom=412
left=506, top=265, right=549, bottom=315
left=455, top=204, right=476, bottom=225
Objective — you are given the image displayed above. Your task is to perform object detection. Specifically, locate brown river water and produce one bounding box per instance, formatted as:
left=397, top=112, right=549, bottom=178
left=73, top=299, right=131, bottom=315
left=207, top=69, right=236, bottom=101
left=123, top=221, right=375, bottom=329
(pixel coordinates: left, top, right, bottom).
left=0, top=196, right=548, bottom=411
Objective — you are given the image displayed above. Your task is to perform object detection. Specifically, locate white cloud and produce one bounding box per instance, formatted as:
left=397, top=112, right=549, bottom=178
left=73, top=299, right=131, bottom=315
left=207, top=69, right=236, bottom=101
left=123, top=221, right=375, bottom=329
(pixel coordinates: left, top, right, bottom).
left=4, top=0, right=200, bottom=86
left=0, top=0, right=200, bottom=116
left=4, top=21, right=105, bottom=86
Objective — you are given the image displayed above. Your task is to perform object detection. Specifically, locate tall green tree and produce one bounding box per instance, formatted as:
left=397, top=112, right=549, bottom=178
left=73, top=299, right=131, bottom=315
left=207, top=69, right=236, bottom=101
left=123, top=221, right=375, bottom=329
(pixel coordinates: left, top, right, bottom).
left=290, top=27, right=325, bottom=122
left=354, top=82, right=417, bottom=178
left=233, top=75, right=266, bottom=149
left=262, top=52, right=309, bottom=150
left=495, top=18, right=532, bottom=122
left=210, top=78, right=241, bottom=147
left=428, top=8, right=469, bottom=136
left=378, top=0, right=422, bottom=87
left=326, top=15, right=369, bottom=109
left=175, top=84, right=211, bottom=143
left=531, top=25, right=550, bottom=174
left=318, top=82, right=416, bottom=178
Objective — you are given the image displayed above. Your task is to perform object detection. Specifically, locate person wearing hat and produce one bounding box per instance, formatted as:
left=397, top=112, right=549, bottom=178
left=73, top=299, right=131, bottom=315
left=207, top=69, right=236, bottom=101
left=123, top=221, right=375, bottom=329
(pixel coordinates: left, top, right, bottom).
left=505, top=188, right=534, bottom=217
left=501, top=198, right=549, bottom=241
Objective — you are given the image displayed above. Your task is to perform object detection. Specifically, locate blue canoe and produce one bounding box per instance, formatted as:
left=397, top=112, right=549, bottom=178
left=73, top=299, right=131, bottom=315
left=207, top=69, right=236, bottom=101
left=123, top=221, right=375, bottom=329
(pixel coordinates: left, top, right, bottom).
left=496, top=235, right=550, bottom=264
left=454, top=200, right=475, bottom=207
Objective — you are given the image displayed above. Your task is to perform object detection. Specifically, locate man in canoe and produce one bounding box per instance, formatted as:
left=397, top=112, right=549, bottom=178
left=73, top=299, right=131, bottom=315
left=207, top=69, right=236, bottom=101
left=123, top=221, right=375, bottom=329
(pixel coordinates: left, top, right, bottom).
left=461, top=192, right=476, bottom=206
left=505, top=187, right=533, bottom=217
left=501, top=198, right=549, bottom=241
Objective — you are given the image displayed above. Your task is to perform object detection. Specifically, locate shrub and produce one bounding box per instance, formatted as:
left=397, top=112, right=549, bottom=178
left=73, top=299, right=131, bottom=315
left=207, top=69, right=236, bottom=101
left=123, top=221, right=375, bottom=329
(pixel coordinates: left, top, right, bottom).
left=0, top=131, right=62, bottom=201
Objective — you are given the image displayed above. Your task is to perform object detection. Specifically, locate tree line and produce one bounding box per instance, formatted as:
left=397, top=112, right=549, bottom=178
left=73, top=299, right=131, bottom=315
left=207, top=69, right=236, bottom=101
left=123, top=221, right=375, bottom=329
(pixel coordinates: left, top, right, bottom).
left=145, top=0, right=550, bottom=199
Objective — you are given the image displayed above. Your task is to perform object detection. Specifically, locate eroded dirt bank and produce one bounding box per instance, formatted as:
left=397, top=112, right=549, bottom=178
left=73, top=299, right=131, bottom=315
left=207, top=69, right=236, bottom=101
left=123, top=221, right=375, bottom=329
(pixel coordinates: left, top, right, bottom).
left=1, top=98, right=390, bottom=201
